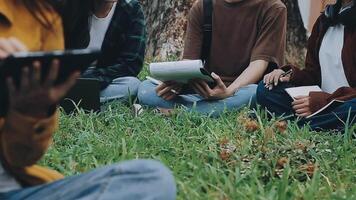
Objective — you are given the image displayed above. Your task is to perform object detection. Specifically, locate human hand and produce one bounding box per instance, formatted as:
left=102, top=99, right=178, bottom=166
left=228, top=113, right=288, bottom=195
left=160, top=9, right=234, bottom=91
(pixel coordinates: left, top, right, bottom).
left=263, top=69, right=291, bottom=90
left=0, top=37, right=27, bottom=60
left=190, top=72, right=233, bottom=100
left=292, top=96, right=312, bottom=117
left=155, top=81, right=183, bottom=101
left=7, top=60, right=80, bottom=118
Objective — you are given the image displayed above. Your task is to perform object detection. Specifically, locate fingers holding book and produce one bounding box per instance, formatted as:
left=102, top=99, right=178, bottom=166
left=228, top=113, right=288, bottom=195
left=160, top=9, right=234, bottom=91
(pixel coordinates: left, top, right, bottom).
left=156, top=81, right=182, bottom=101
left=292, top=96, right=312, bottom=117
left=190, top=72, right=233, bottom=100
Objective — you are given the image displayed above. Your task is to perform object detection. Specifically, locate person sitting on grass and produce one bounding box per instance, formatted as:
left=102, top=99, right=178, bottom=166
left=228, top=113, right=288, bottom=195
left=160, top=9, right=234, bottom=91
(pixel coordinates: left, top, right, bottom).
left=138, top=0, right=287, bottom=117
left=60, top=0, right=145, bottom=103
left=0, top=1, right=176, bottom=199
left=257, top=0, right=356, bottom=131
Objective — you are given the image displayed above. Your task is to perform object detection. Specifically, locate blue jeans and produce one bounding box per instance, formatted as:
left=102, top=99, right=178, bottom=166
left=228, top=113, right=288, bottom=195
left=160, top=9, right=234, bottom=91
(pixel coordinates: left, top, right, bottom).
left=138, top=80, right=257, bottom=117
left=0, top=160, right=176, bottom=200
left=256, top=81, right=356, bottom=131
left=100, top=77, right=141, bottom=103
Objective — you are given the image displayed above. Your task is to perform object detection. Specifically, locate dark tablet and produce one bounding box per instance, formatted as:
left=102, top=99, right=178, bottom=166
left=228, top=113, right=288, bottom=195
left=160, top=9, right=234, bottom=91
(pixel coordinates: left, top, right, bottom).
left=0, top=49, right=101, bottom=85
left=0, top=49, right=101, bottom=116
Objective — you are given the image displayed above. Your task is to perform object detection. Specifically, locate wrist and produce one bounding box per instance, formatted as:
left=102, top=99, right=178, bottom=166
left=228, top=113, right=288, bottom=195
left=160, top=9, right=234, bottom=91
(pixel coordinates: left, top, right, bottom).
left=226, top=86, right=237, bottom=97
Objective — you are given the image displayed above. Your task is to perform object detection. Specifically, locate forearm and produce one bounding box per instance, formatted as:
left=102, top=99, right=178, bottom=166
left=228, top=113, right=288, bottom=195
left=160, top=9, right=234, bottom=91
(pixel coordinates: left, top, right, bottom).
left=1, top=111, right=58, bottom=167
left=228, top=60, right=269, bottom=93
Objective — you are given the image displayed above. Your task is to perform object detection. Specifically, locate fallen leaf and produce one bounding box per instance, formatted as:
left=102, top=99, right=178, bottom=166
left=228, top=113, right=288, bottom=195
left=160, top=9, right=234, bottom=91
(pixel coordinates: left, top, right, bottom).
left=220, top=150, right=231, bottom=161
left=299, top=162, right=317, bottom=177
left=218, top=138, right=236, bottom=161
left=295, top=141, right=307, bottom=152
left=275, top=121, right=288, bottom=133
left=244, top=119, right=259, bottom=132
left=276, top=157, right=289, bottom=169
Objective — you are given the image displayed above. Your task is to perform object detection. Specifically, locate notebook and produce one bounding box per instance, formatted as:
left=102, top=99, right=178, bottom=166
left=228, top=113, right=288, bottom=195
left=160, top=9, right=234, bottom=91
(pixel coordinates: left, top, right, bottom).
left=285, top=86, right=323, bottom=100
left=149, top=60, right=215, bottom=83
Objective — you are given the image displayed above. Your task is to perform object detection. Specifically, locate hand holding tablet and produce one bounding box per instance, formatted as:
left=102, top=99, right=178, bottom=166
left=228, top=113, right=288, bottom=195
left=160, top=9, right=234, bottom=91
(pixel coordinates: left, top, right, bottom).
left=0, top=45, right=101, bottom=116
left=6, top=60, right=80, bottom=118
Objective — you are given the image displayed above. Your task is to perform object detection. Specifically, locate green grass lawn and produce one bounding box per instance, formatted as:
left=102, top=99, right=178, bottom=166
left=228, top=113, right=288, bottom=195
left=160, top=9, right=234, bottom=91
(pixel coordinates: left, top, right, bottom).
left=41, top=103, right=356, bottom=200
left=40, top=64, right=356, bottom=200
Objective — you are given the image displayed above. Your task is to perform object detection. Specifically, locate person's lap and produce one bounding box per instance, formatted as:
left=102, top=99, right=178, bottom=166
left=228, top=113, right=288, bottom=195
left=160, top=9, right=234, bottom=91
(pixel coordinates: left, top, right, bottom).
left=138, top=80, right=257, bottom=117
left=100, top=77, right=141, bottom=103
left=256, top=81, right=356, bottom=131
left=0, top=160, right=176, bottom=200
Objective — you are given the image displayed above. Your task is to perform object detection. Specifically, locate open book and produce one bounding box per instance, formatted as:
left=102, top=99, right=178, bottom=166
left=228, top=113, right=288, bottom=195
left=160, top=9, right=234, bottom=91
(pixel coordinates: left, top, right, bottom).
left=149, top=60, right=214, bottom=83
left=285, top=86, right=323, bottom=100
left=285, top=86, right=345, bottom=119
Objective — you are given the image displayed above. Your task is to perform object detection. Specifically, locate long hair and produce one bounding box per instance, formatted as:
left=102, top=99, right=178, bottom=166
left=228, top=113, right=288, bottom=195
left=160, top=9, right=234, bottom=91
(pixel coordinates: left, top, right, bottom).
left=20, top=0, right=59, bottom=29
left=60, top=0, right=95, bottom=48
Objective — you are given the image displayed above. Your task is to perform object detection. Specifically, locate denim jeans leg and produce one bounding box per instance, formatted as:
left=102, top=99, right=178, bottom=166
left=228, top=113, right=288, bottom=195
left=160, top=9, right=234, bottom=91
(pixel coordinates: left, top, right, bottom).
left=1, top=160, right=176, bottom=200
left=100, top=77, right=141, bottom=103
left=184, top=84, right=258, bottom=117
left=138, top=81, right=258, bottom=116
left=299, top=98, right=356, bottom=131
left=256, top=81, right=295, bottom=117
left=137, top=80, right=179, bottom=108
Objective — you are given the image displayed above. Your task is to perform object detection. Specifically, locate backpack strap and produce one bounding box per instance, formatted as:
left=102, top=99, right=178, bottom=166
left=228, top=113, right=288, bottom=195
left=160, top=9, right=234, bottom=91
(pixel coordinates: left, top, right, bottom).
left=201, top=0, right=213, bottom=66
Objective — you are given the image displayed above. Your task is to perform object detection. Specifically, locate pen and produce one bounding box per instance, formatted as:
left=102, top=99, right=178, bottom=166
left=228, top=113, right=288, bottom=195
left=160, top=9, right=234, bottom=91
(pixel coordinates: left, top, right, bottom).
left=280, top=69, right=293, bottom=78
left=146, top=76, right=179, bottom=95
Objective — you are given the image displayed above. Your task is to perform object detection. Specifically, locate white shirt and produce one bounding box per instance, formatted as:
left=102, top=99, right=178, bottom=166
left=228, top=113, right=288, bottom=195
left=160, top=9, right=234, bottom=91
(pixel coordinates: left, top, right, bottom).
left=0, top=164, right=21, bottom=193
left=87, top=2, right=117, bottom=50
left=319, top=24, right=350, bottom=93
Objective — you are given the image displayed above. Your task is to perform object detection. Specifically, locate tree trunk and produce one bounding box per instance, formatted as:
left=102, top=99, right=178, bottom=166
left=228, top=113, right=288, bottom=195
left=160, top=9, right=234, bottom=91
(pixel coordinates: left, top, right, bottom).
left=282, top=0, right=308, bottom=66
left=141, top=0, right=307, bottom=65
left=141, top=0, right=194, bottom=60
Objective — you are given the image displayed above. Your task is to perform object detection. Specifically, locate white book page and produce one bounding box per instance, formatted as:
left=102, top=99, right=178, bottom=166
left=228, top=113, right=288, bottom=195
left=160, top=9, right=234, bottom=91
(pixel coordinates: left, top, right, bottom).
left=285, top=86, right=322, bottom=100
left=149, top=60, right=214, bottom=83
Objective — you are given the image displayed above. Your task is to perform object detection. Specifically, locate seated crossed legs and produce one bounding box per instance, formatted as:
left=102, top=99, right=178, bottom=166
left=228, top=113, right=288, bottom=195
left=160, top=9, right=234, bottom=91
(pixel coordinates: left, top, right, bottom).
left=256, top=0, right=356, bottom=131
left=257, top=82, right=356, bottom=131
left=138, top=80, right=257, bottom=117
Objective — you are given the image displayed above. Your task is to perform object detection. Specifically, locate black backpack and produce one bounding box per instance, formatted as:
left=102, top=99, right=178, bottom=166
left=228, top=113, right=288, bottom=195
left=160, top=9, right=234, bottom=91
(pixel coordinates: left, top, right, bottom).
left=201, top=0, right=213, bottom=66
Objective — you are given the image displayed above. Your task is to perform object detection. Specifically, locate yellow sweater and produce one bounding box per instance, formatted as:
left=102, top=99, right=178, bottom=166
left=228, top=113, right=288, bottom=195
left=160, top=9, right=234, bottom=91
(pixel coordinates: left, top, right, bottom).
left=0, top=0, right=64, bottom=186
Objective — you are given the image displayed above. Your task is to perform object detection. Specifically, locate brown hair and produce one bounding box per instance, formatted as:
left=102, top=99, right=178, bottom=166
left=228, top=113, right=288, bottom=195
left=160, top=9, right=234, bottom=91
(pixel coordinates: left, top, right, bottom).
left=20, top=0, right=58, bottom=29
